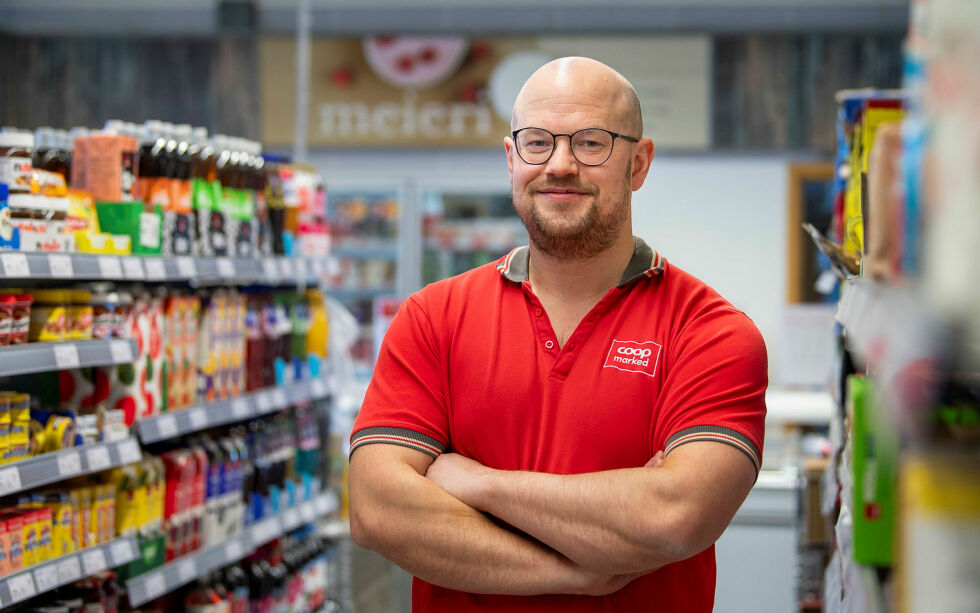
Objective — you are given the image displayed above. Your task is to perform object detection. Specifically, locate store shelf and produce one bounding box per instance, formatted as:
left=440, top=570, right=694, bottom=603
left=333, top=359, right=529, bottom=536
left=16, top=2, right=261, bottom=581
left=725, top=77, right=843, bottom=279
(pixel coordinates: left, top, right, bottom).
left=0, top=536, right=140, bottom=609
left=0, top=339, right=138, bottom=378
left=329, top=242, right=398, bottom=260
left=136, top=377, right=332, bottom=444
left=0, top=252, right=328, bottom=286
left=0, top=438, right=141, bottom=499
left=125, top=490, right=338, bottom=607
left=325, top=286, right=396, bottom=301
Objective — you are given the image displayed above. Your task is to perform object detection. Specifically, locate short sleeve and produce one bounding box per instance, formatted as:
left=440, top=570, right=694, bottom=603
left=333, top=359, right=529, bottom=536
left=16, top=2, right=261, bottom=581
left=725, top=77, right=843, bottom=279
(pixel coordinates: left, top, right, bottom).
left=350, top=295, right=449, bottom=458
left=654, top=308, right=768, bottom=475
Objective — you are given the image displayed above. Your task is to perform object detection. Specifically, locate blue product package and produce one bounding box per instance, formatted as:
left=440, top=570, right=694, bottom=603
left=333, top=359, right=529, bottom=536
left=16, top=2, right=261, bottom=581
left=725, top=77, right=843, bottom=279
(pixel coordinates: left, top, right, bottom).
left=0, top=183, right=19, bottom=250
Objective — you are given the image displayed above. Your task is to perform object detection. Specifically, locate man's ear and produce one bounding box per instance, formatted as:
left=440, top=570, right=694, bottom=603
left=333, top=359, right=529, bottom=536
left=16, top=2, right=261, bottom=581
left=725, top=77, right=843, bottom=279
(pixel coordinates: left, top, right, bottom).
left=504, top=136, right=515, bottom=182
left=630, top=138, right=655, bottom=192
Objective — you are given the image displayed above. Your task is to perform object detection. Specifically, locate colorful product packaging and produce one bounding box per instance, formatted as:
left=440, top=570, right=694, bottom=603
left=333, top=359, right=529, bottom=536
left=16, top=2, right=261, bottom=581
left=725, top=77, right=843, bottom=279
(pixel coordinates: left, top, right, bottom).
left=4, top=393, right=30, bottom=462
left=0, top=512, right=24, bottom=572
left=28, top=289, right=68, bottom=342
left=70, top=132, right=139, bottom=203
left=0, top=395, right=10, bottom=465
left=95, top=201, right=162, bottom=255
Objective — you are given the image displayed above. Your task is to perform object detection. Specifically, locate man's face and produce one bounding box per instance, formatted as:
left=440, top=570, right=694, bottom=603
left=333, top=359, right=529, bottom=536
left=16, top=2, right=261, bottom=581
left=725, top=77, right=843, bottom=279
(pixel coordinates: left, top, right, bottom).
left=506, top=94, right=638, bottom=261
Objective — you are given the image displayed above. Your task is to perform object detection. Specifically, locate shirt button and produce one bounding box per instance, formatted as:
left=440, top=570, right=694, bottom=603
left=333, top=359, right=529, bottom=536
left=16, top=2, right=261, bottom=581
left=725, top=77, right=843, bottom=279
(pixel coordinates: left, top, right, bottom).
left=545, top=340, right=554, bottom=349
left=535, top=308, right=543, bottom=317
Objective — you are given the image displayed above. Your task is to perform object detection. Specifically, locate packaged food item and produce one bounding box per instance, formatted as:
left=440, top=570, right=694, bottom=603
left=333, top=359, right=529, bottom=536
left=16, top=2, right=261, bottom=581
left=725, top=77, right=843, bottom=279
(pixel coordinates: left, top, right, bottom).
left=95, top=201, right=162, bottom=255
left=8, top=194, right=73, bottom=252
left=0, top=395, right=10, bottom=464
left=42, top=414, right=76, bottom=452
left=0, top=295, right=14, bottom=346
left=33, top=127, right=70, bottom=179
left=75, top=414, right=99, bottom=446
left=9, top=294, right=31, bottom=345
left=69, top=289, right=94, bottom=340
left=37, top=506, right=52, bottom=563
left=29, top=167, right=68, bottom=197
left=90, top=284, right=116, bottom=340
left=70, top=131, right=139, bottom=202
left=28, top=289, right=68, bottom=342
left=64, top=187, right=100, bottom=235
left=46, top=491, right=74, bottom=557
left=0, top=130, right=34, bottom=194
left=0, top=516, right=9, bottom=576
left=4, top=393, right=30, bottom=462
left=0, top=183, right=17, bottom=251
left=0, top=511, right=24, bottom=572
left=20, top=508, right=38, bottom=567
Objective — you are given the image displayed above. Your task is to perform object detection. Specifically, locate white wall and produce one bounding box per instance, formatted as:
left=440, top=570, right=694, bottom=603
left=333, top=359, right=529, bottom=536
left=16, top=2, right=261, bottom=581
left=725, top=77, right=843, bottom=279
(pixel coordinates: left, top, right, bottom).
left=308, top=148, right=803, bottom=373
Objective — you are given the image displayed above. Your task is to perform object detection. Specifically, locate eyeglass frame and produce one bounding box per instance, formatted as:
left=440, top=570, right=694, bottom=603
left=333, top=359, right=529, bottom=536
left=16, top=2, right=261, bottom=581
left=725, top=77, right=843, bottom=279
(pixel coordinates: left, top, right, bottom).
left=510, top=127, right=640, bottom=166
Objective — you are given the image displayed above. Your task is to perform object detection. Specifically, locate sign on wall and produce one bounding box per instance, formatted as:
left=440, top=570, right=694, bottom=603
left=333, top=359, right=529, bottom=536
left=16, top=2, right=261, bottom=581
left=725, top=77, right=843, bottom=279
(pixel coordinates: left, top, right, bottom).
left=260, top=35, right=710, bottom=149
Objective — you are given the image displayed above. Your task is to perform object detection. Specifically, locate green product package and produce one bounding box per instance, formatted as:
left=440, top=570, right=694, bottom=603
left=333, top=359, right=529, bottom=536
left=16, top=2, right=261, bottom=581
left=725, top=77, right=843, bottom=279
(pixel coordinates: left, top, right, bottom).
left=848, top=374, right=899, bottom=566
left=95, top=201, right=163, bottom=255
left=191, top=178, right=221, bottom=212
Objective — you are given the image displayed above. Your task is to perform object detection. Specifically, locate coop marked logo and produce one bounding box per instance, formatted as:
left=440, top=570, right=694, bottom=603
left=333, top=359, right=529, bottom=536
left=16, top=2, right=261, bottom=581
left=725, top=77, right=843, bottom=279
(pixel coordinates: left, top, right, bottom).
left=603, top=339, right=662, bottom=377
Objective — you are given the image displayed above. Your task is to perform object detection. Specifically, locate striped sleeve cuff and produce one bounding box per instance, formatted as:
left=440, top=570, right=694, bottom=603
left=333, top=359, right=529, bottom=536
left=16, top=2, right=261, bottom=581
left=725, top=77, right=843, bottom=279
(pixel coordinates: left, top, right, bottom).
left=664, top=426, right=761, bottom=475
left=350, top=426, right=445, bottom=458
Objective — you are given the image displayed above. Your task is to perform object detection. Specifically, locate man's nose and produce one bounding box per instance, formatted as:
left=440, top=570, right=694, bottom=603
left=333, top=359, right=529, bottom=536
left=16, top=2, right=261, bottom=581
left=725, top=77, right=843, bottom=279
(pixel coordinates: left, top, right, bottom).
left=545, top=136, right=579, bottom=176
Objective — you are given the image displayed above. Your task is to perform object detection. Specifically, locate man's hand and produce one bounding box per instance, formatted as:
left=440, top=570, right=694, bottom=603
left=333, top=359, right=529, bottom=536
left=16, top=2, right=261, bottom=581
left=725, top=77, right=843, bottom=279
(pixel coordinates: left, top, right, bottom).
left=425, top=452, right=492, bottom=506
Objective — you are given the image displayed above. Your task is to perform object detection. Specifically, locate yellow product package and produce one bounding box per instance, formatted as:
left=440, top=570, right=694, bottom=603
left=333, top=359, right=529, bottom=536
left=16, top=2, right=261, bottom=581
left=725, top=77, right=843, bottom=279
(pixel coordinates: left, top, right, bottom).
left=46, top=492, right=74, bottom=557
left=6, top=394, right=30, bottom=462
left=0, top=395, right=11, bottom=464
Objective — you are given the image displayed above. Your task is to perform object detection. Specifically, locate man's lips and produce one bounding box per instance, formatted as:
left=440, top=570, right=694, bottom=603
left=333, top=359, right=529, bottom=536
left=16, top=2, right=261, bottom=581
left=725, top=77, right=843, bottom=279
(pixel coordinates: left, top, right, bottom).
left=535, top=188, right=589, bottom=202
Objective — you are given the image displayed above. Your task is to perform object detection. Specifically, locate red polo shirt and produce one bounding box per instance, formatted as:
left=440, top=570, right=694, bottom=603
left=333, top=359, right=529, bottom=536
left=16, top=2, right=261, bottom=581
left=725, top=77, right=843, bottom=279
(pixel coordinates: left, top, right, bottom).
left=351, top=238, right=768, bottom=612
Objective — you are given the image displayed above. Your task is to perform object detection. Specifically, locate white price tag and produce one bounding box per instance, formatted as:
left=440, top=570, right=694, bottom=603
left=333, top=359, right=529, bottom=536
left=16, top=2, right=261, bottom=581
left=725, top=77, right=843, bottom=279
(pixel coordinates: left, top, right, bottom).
left=56, top=556, right=82, bottom=584
left=156, top=414, right=178, bottom=439
left=223, top=540, right=243, bottom=561
left=262, top=259, right=278, bottom=279
left=122, top=256, right=144, bottom=280
left=6, top=572, right=36, bottom=603
left=315, top=495, right=330, bottom=515
left=33, top=564, right=59, bottom=593
left=256, top=391, right=273, bottom=413
left=279, top=259, right=294, bottom=279
left=311, top=258, right=325, bottom=276
left=144, top=258, right=167, bottom=281
left=86, top=446, right=111, bottom=472
left=216, top=258, right=235, bottom=278
left=300, top=503, right=315, bottom=524
left=253, top=518, right=279, bottom=544
left=283, top=508, right=300, bottom=529
left=231, top=399, right=250, bottom=420
left=0, top=467, right=23, bottom=496
left=188, top=409, right=207, bottom=430
left=82, top=548, right=107, bottom=574
left=311, top=379, right=328, bottom=398
left=176, top=257, right=197, bottom=278
left=56, top=450, right=82, bottom=477
left=110, top=339, right=133, bottom=363
left=295, top=258, right=308, bottom=280
left=176, top=559, right=197, bottom=584
left=98, top=256, right=123, bottom=279
left=1, top=253, right=30, bottom=278
left=47, top=254, right=74, bottom=278
left=54, top=343, right=81, bottom=369
left=272, top=389, right=288, bottom=408
left=143, top=572, right=166, bottom=600
left=118, top=439, right=141, bottom=464
left=110, top=539, right=134, bottom=564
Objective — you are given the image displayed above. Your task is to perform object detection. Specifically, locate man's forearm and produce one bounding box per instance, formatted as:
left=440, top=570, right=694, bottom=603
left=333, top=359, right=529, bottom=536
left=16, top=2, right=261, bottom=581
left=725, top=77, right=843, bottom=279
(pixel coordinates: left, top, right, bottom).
left=350, top=445, right=618, bottom=596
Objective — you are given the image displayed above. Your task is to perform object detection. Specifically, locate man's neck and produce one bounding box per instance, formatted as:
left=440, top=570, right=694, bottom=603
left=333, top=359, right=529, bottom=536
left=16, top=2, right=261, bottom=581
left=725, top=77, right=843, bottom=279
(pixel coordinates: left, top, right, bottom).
left=527, top=233, right=636, bottom=303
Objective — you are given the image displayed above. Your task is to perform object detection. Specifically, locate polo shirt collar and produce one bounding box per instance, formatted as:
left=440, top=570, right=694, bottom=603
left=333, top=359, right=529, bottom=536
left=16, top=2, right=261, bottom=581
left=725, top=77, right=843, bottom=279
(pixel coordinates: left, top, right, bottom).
left=496, top=236, right=665, bottom=288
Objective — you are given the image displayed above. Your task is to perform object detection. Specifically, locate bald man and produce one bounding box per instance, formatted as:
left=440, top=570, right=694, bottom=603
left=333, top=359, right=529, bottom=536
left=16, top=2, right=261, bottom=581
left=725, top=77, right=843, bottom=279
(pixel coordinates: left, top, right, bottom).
left=349, top=57, right=768, bottom=612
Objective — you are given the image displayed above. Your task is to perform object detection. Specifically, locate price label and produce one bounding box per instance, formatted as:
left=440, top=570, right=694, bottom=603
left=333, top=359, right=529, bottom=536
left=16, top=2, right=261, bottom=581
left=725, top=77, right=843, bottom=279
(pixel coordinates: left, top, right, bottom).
left=262, top=259, right=278, bottom=279
left=98, top=256, right=123, bottom=279
left=82, top=548, right=107, bottom=574
left=283, top=508, right=300, bottom=530
left=223, top=540, right=243, bottom=561
left=0, top=467, right=23, bottom=497
left=272, top=389, right=288, bottom=408
left=176, top=559, right=197, bottom=584
left=86, top=446, right=111, bottom=472
left=315, top=495, right=330, bottom=516
left=33, top=564, right=59, bottom=593
left=1, top=253, right=30, bottom=278
left=110, top=339, right=133, bottom=363
left=156, top=414, right=178, bottom=439
left=143, top=572, right=166, bottom=600
left=53, top=343, right=81, bottom=369
left=118, top=439, right=141, bottom=464
left=57, top=450, right=82, bottom=477
left=300, top=503, right=315, bottom=524
left=311, top=379, right=328, bottom=398
left=110, top=539, right=134, bottom=564
left=144, top=258, right=167, bottom=281
left=188, top=409, right=207, bottom=430
left=294, top=258, right=308, bottom=281
left=6, top=572, right=36, bottom=603
left=231, top=399, right=250, bottom=420
left=256, top=391, right=273, bottom=413
left=122, top=256, right=144, bottom=280
left=217, top=258, right=236, bottom=278
left=48, top=254, right=74, bottom=278
left=311, top=258, right=324, bottom=276
left=253, top=518, right=279, bottom=544
left=176, top=257, right=197, bottom=278
left=56, top=556, right=82, bottom=584
left=279, top=259, right=294, bottom=279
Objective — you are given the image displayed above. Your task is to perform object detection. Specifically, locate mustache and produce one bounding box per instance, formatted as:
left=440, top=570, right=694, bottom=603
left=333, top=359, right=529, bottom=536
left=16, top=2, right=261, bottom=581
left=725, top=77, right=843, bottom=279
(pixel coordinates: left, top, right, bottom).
left=526, top=178, right=598, bottom=195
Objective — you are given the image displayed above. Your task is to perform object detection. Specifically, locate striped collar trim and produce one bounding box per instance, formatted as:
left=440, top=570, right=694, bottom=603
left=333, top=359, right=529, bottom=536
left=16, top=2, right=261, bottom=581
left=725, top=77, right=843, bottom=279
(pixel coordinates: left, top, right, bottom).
left=496, top=237, right=665, bottom=287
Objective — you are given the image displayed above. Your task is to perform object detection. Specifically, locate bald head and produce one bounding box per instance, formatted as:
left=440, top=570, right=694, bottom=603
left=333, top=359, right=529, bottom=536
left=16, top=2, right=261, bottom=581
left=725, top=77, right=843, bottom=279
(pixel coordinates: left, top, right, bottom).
left=511, top=57, right=643, bottom=138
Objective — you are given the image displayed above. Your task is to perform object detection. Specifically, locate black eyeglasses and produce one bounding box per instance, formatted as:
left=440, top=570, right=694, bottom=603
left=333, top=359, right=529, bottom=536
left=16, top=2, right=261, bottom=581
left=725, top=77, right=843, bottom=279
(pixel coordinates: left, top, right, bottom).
left=511, top=127, right=640, bottom=166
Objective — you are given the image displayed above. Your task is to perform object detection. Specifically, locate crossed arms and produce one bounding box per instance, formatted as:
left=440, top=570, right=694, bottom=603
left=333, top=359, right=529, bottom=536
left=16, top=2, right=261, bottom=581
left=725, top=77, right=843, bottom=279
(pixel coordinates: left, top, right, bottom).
left=348, top=439, right=756, bottom=596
